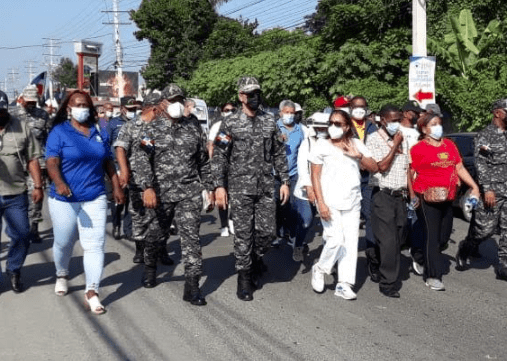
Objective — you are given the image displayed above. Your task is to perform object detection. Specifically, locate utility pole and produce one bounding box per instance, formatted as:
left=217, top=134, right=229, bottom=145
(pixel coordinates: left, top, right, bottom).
left=25, top=60, right=38, bottom=85
left=103, top=0, right=130, bottom=102
left=8, top=68, right=19, bottom=99
left=412, top=0, right=427, bottom=57
left=43, top=38, right=61, bottom=101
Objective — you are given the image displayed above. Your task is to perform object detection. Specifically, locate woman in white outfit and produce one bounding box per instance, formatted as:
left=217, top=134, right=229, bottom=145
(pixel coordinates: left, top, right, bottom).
left=310, top=110, right=378, bottom=299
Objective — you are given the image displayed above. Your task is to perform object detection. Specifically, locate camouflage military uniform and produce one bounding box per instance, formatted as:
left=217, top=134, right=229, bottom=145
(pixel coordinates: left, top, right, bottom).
left=114, top=118, right=170, bottom=242
left=462, top=124, right=507, bottom=270
left=133, top=114, right=212, bottom=277
left=19, top=107, right=49, bottom=223
left=212, top=109, right=289, bottom=271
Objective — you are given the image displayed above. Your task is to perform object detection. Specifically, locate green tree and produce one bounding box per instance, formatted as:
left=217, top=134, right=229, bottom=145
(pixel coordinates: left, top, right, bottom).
left=131, top=0, right=218, bottom=88
left=53, top=57, right=77, bottom=88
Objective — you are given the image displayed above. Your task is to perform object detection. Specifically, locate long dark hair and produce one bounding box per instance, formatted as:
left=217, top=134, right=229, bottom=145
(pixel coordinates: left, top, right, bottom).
left=53, top=90, right=97, bottom=128
left=329, top=109, right=354, bottom=140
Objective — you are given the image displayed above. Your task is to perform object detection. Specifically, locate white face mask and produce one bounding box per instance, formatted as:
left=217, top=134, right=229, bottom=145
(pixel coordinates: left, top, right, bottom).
left=429, top=124, right=443, bottom=140
left=105, top=111, right=113, bottom=118
left=126, top=111, right=136, bottom=120
left=386, top=121, right=400, bottom=135
left=167, top=102, right=184, bottom=119
left=222, top=111, right=232, bottom=117
left=351, top=107, right=366, bottom=120
left=282, top=114, right=295, bottom=125
left=328, top=125, right=344, bottom=139
left=71, top=107, right=90, bottom=123
left=136, top=110, right=142, bottom=116
left=316, top=131, right=328, bottom=139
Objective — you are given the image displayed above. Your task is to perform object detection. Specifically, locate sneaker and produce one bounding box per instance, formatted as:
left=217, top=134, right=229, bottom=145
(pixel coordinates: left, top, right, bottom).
left=334, top=283, right=357, bottom=300
left=220, top=227, right=230, bottom=237
left=311, top=264, right=325, bottom=293
left=425, top=278, right=445, bottom=291
left=293, top=247, right=304, bottom=262
left=412, top=260, right=424, bottom=276
left=228, top=220, right=235, bottom=235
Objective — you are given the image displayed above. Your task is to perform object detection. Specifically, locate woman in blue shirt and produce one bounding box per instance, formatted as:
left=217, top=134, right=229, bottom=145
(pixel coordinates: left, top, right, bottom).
left=46, top=90, right=124, bottom=315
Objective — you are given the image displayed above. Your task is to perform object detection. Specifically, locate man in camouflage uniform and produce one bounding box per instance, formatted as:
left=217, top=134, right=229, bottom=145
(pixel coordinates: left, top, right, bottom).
left=457, top=98, right=507, bottom=281
left=213, top=77, right=290, bottom=301
left=133, top=84, right=213, bottom=306
left=17, top=85, right=49, bottom=244
left=114, top=90, right=173, bottom=265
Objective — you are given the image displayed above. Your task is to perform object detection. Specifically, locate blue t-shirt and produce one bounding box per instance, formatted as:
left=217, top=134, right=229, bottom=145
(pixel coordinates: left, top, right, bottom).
left=46, top=121, right=112, bottom=202
left=277, top=120, right=305, bottom=177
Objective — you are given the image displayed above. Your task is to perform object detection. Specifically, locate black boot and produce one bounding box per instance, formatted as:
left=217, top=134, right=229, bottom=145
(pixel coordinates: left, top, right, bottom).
left=30, top=222, right=42, bottom=244
left=237, top=270, right=254, bottom=301
left=157, top=241, right=174, bottom=266
left=183, top=276, right=207, bottom=306
left=495, top=266, right=507, bottom=281
left=251, top=254, right=267, bottom=290
left=133, top=241, right=145, bottom=264
left=456, top=239, right=474, bottom=271
left=142, top=243, right=158, bottom=288
left=8, top=272, right=23, bottom=293
left=113, top=225, right=121, bottom=240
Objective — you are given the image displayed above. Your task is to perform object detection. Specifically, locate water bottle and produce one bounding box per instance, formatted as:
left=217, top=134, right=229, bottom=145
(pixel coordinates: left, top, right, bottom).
left=464, top=195, right=479, bottom=212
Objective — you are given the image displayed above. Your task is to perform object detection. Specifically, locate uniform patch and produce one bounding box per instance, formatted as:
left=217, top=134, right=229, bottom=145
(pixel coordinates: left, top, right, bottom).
left=215, top=131, right=232, bottom=149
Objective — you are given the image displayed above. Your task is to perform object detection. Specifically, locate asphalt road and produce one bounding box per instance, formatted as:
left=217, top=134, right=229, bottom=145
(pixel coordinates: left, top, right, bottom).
left=1, top=200, right=506, bottom=361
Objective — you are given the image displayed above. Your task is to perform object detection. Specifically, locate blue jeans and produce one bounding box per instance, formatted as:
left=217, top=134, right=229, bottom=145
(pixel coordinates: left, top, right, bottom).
left=0, top=192, right=30, bottom=276
left=48, top=195, right=107, bottom=292
left=293, top=197, right=315, bottom=247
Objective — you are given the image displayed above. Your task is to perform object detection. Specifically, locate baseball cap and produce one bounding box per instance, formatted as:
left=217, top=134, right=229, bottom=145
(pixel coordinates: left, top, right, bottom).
left=238, top=76, right=261, bottom=93
left=120, top=96, right=136, bottom=107
left=0, top=91, right=8, bottom=110
left=143, top=89, right=163, bottom=106
left=333, top=96, right=350, bottom=108
left=402, top=100, right=423, bottom=113
left=492, top=98, right=507, bottom=111
left=308, top=112, right=330, bottom=127
left=294, top=103, right=303, bottom=113
left=22, top=85, right=39, bottom=102
left=161, top=84, right=185, bottom=100
left=425, top=103, right=443, bottom=117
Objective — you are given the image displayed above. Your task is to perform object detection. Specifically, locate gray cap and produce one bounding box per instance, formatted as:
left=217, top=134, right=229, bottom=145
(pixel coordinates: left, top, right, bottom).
left=143, top=89, right=163, bottom=106
left=238, top=76, right=261, bottom=93
left=0, top=91, right=8, bottom=110
left=425, top=103, right=442, bottom=117
left=161, top=84, right=185, bottom=100
left=492, top=98, right=507, bottom=111
left=22, top=84, right=39, bottom=102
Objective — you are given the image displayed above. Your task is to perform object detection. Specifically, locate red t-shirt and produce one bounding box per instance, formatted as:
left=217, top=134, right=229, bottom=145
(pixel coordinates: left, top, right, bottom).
left=410, top=138, right=462, bottom=200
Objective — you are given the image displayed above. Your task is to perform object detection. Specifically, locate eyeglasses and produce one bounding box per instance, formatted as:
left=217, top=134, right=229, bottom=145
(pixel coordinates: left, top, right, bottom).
left=329, top=121, right=346, bottom=127
left=224, top=108, right=236, bottom=112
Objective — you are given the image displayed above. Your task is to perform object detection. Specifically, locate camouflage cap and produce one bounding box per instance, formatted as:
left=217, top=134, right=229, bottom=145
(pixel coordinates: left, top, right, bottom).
left=238, top=76, right=261, bottom=93
left=161, top=84, right=185, bottom=100
left=0, top=91, right=8, bottom=110
left=143, top=89, right=163, bottom=106
left=492, top=98, right=507, bottom=111
left=22, top=84, right=39, bottom=102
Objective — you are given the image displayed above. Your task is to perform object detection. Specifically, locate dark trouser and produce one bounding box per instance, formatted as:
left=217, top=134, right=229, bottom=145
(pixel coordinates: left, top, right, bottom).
left=463, top=195, right=507, bottom=269
left=417, top=200, right=453, bottom=280
left=229, top=191, right=276, bottom=271
left=112, top=188, right=129, bottom=229
left=409, top=212, right=426, bottom=266
left=371, top=189, right=408, bottom=291
left=0, top=193, right=31, bottom=275
left=145, top=193, right=203, bottom=277
left=26, top=174, right=43, bottom=224
left=274, top=175, right=298, bottom=239
left=360, top=173, right=374, bottom=248
left=218, top=208, right=229, bottom=229
left=293, top=197, right=315, bottom=248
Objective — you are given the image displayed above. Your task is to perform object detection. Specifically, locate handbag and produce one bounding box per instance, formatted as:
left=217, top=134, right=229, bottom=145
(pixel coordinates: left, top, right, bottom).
left=423, top=187, right=449, bottom=203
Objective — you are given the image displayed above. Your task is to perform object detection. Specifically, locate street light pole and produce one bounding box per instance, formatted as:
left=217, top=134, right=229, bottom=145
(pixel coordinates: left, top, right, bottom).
left=412, top=0, right=427, bottom=57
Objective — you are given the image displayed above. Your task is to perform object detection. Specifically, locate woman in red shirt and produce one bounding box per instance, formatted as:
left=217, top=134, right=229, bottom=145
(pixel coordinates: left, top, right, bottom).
left=409, top=112, right=479, bottom=291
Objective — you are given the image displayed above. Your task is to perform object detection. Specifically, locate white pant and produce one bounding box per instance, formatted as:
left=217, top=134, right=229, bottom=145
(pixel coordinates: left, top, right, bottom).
left=316, top=206, right=360, bottom=286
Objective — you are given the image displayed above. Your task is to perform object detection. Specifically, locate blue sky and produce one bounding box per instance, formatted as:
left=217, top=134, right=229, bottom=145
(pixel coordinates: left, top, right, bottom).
left=0, top=0, right=318, bottom=99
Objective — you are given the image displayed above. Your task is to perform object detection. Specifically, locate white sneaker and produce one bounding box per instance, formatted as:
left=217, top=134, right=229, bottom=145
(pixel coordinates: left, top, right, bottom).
left=413, top=260, right=424, bottom=276
left=228, top=220, right=235, bottom=235
left=220, top=227, right=230, bottom=237
left=334, top=282, right=357, bottom=300
left=425, top=278, right=445, bottom=291
left=293, top=247, right=304, bottom=262
left=54, top=277, right=68, bottom=296
left=311, top=264, right=325, bottom=293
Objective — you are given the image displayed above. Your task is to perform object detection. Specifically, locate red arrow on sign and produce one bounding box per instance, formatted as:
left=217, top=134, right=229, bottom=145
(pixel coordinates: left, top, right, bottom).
left=413, top=89, right=434, bottom=102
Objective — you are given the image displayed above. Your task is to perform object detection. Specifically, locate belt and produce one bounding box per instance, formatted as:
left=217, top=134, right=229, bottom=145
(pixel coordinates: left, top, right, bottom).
left=378, top=187, right=408, bottom=198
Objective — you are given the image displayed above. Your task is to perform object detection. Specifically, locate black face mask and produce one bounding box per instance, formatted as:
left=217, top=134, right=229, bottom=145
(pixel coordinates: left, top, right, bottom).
left=411, top=115, right=419, bottom=125
left=0, top=112, right=10, bottom=127
left=246, top=93, right=261, bottom=111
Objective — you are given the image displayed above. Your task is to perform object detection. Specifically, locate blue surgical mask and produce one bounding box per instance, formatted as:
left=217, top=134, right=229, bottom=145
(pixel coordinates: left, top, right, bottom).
left=71, top=107, right=90, bottom=123
left=429, top=124, right=443, bottom=140
left=386, top=121, right=400, bottom=135
left=282, top=114, right=295, bottom=125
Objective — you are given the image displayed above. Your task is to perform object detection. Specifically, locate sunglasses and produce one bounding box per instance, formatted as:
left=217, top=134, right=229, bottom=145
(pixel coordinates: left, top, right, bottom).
left=329, top=121, right=346, bottom=127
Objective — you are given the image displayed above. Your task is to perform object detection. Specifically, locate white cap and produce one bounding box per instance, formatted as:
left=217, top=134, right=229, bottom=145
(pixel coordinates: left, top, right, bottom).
left=308, top=112, right=329, bottom=127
